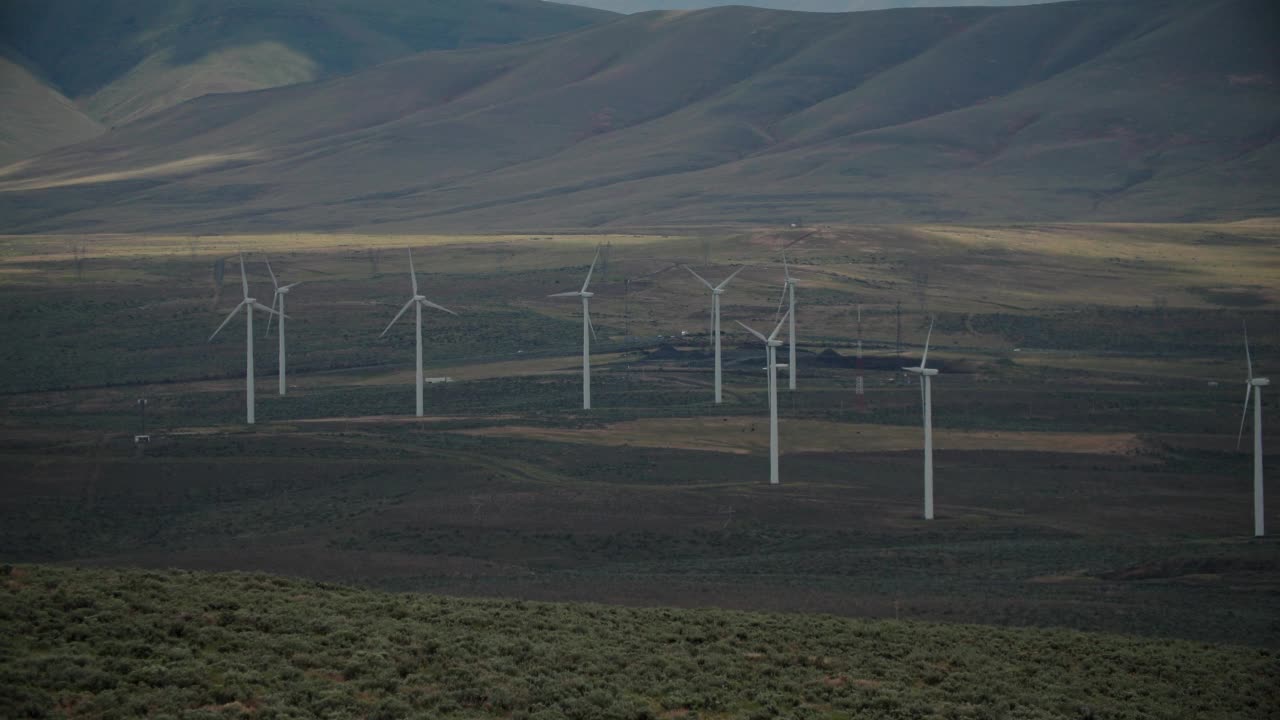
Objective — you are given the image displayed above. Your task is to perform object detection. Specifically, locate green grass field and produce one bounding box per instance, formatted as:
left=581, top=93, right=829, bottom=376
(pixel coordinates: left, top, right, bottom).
left=3, top=564, right=1277, bottom=719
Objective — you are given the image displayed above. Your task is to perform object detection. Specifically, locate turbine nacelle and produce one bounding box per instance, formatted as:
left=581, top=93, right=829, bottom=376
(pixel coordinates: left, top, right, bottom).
left=1251, top=377, right=1271, bottom=387
left=904, top=366, right=939, bottom=376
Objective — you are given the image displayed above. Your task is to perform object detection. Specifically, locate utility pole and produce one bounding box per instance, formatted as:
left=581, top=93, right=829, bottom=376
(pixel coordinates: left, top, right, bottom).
left=134, top=398, right=150, bottom=454
left=856, top=304, right=866, bottom=410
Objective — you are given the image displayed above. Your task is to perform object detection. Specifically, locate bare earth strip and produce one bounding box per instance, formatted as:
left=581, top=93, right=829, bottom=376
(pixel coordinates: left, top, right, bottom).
left=455, top=418, right=1143, bottom=456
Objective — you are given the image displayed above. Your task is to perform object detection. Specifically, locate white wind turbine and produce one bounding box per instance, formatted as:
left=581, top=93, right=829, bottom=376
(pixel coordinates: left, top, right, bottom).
left=263, top=256, right=302, bottom=396
left=685, top=264, right=745, bottom=404
left=903, top=318, right=938, bottom=520
left=549, top=247, right=601, bottom=410
left=208, top=254, right=285, bottom=425
left=381, top=248, right=457, bottom=417
left=773, top=254, right=798, bottom=390
left=1237, top=322, right=1269, bottom=537
left=737, top=309, right=791, bottom=485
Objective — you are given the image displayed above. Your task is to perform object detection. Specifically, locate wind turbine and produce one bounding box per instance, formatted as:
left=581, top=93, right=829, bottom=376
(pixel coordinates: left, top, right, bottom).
left=1237, top=322, right=1269, bottom=537
left=778, top=254, right=797, bottom=390
left=263, top=256, right=301, bottom=396
left=549, top=247, right=601, bottom=410
left=208, top=254, right=285, bottom=425
left=903, top=318, right=938, bottom=520
left=381, top=248, right=457, bottom=417
left=737, top=309, right=791, bottom=485
left=685, top=264, right=745, bottom=404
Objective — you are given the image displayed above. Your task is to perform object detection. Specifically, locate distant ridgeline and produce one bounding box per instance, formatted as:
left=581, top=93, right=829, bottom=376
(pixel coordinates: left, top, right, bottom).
left=0, top=0, right=1277, bottom=232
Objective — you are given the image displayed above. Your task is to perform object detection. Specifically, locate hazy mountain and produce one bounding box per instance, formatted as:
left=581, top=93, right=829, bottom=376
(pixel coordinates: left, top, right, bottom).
left=1, top=0, right=1276, bottom=233
left=556, top=0, right=1058, bottom=12
left=0, top=0, right=614, bottom=127
left=0, top=49, right=104, bottom=166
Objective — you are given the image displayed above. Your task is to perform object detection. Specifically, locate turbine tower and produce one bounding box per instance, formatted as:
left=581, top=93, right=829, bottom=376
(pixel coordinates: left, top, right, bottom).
left=263, top=256, right=302, bottom=396
left=685, top=264, right=745, bottom=404
left=737, top=309, right=791, bottom=485
left=1237, top=322, right=1269, bottom=537
left=550, top=247, right=601, bottom=410
left=903, top=318, right=938, bottom=519
left=208, top=254, right=285, bottom=425
left=381, top=248, right=457, bottom=417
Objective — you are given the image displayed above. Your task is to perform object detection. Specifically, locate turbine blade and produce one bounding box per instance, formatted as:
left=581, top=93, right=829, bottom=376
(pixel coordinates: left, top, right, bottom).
left=209, top=300, right=247, bottom=342
left=1244, top=321, right=1253, bottom=381
left=264, top=292, right=278, bottom=337
left=783, top=253, right=791, bottom=282
left=238, top=254, right=249, bottom=299
left=581, top=246, right=601, bottom=293
left=419, top=298, right=458, bottom=316
left=587, top=306, right=598, bottom=341
left=265, top=256, right=278, bottom=289
left=684, top=265, right=714, bottom=290
left=280, top=281, right=303, bottom=291
left=768, top=308, right=791, bottom=342
left=772, top=283, right=787, bottom=323
left=408, top=248, right=418, bottom=296
left=736, top=320, right=767, bottom=344
left=921, top=317, right=935, bottom=369
left=548, top=291, right=582, bottom=297
left=715, top=265, right=746, bottom=291
left=381, top=298, right=415, bottom=338
left=253, top=301, right=284, bottom=318
left=1237, top=383, right=1252, bottom=450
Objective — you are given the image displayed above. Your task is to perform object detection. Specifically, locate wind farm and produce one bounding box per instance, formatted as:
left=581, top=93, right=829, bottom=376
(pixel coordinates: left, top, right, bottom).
left=2, top=0, right=1278, bottom=716
left=1, top=221, right=1276, bottom=717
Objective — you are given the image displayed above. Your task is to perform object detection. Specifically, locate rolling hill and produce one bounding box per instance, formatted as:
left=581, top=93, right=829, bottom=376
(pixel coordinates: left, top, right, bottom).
left=0, top=0, right=614, bottom=128
left=0, top=0, right=1276, bottom=233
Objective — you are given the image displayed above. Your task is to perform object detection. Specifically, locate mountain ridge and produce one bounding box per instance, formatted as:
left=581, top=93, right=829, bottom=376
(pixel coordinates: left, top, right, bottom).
left=1, top=0, right=1276, bottom=233
left=0, top=0, right=615, bottom=130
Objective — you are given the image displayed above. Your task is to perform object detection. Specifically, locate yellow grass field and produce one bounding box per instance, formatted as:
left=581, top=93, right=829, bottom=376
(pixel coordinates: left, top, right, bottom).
left=457, top=417, right=1144, bottom=456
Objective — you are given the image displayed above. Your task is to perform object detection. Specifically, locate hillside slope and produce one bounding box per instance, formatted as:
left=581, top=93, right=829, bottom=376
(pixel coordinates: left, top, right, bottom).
left=0, top=52, right=103, bottom=166
left=2, top=565, right=1275, bottom=718
left=0, top=0, right=1276, bottom=233
left=0, top=0, right=615, bottom=127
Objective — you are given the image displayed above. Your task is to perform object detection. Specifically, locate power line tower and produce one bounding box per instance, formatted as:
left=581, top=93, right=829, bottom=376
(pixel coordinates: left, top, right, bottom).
left=855, top=304, right=866, bottom=410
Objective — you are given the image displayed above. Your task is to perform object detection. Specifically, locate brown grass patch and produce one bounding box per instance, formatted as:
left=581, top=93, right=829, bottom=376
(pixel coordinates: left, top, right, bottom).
left=456, top=418, right=1143, bottom=456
